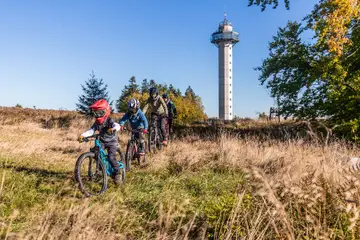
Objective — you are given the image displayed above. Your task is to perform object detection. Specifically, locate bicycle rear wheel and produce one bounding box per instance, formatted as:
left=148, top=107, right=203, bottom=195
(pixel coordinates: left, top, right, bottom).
left=75, top=152, right=107, bottom=197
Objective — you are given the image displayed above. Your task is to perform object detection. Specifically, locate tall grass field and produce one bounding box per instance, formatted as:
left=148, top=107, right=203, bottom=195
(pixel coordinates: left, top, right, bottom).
left=0, top=107, right=360, bottom=239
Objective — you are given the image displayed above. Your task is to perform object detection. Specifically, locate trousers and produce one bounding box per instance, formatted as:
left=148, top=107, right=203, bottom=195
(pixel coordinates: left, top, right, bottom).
left=151, top=114, right=167, bottom=141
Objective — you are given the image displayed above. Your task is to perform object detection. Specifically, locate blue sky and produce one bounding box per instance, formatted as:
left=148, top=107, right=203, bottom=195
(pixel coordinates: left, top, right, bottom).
left=0, top=0, right=318, bottom=117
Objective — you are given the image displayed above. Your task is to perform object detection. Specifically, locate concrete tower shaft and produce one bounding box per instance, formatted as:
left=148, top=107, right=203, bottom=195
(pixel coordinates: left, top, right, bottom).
left=218, top=42, right=233, bottom=119
left=210, top=13, right=239, bottom=121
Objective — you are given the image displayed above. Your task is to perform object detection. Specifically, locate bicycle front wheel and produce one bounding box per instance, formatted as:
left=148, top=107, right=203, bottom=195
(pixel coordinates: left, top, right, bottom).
left=75, top=152, right=107, bottom=197
left=116, top=148, right=126, bottom=183
left=125, top=141, right=134, bottom=171
left=148, top=127, right=157, bottom=153
left=157, top=127, right=163, bottom=151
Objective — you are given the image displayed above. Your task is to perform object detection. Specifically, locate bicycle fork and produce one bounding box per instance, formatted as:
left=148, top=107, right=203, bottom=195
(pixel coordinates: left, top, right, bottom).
left=87, top=155, right=102, bottom=179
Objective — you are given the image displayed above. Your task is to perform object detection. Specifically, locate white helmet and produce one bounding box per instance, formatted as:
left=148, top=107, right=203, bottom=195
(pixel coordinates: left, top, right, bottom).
left=127, top=98, right=140, bottom=114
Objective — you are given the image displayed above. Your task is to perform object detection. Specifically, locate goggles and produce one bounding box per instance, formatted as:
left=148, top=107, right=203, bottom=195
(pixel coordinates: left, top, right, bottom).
left=93, top=109, right=106, bottom=118
left=128, top=107, right=137, bottom=114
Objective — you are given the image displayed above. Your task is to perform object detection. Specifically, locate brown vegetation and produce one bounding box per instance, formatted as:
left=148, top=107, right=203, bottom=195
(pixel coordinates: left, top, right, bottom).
left=0, top=108, right=359, bottom=239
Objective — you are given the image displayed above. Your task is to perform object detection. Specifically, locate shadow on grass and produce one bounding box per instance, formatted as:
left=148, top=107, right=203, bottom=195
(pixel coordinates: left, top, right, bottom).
left=2, top=164, right=81, bottom=198
left=3, top=164, right=73, bottom=180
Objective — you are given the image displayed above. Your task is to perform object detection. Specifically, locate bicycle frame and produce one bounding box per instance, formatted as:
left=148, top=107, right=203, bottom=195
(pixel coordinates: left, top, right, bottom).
left=90, top=137, right=125, bottom=176
left=127, top=130, right=142, bottom=158
left=151, top=118, right=161, bottom=139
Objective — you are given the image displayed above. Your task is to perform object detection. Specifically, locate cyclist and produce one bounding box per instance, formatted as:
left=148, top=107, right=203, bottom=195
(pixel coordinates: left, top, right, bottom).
left=143, top=87, right=169, bottom=145
left=119, top=98, right=148, bottom=155
left=162, top=93, right=177, bottom=134
left=78, top=99, right=121, bottom=185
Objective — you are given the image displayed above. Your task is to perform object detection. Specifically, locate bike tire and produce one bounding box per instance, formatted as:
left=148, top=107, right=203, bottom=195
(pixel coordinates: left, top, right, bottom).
left=116, top=148, right=126, bottom=183
left=157, top=138, right=163, bottom=150
left=157, top=125, right=163, bottom=151
left=156, top=120, right=164, bottom=150
left=148, top=126, right=156, bottom=153
left=75, top=152, right=107, bottom=197
left=142, top=141, right=147, bottom=164
left=125, top=141, right=134, bottom=171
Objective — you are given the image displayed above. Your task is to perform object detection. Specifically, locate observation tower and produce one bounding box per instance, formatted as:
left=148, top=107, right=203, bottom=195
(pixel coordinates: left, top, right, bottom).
left=211, top=13, right=239, bottom=120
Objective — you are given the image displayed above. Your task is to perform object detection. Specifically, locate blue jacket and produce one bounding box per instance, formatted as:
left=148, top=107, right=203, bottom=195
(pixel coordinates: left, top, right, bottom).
left=119, top=109, right=148, bottom=130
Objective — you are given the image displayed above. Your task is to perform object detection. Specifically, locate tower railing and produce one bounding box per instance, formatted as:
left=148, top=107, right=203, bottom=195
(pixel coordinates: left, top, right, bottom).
left=210, top=32, right=239, bottom=44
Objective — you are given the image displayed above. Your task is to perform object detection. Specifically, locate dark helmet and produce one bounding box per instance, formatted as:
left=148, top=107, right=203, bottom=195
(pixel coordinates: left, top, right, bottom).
left=149, top=87, right=159, bottom=101
left=127, top=98, right=140, bottom=114
left=162, top=93, right=168, bottom=99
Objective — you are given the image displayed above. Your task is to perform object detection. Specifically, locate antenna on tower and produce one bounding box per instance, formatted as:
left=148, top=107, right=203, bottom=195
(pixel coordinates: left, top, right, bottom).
left=224, top=12, right=227, bottom=21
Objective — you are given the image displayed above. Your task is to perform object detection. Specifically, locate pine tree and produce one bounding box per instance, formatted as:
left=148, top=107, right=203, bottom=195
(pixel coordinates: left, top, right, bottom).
left=157, top=83, right=168, bottom=94
left=169, top=84, right=177, bottom=96
left=116, top=76, right=140, bottom=112
left=76, top=71, right=113, bottom=116
left=128, top=76, right=139, bottom=93
left=185, top=86, right=196, bottom=99
left=141, top=79, right=150, bottom=94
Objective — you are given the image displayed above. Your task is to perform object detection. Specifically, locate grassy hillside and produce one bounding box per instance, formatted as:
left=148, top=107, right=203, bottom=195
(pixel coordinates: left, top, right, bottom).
left=0, top=108, right=360, bottom=239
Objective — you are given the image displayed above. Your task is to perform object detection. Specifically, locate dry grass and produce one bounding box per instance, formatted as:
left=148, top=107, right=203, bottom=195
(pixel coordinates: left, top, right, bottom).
left=0, top=110, right=360, bottom=239
left=0, top=107, right=123, bottom=129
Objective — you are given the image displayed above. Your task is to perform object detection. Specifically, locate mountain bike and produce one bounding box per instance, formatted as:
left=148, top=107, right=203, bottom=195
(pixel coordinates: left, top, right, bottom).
left=75, top=134, right=126, bottom=197
left=124, top=128, right=147, bottom=171
left=148, top=115, right=164, bottom=153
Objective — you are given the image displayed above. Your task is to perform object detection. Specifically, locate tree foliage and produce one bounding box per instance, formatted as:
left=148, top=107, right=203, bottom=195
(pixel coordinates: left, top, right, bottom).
left=257, top=1, right=360, bottom=138
left=248, top=0, right=290, bottom=11
left=250, top=0, right=360, bottom=57
left=116, top=76, right=140, bottom=113
left=307, top=0, right=360, bottom=57
left=116, top=78, right=207, bottom=125
left=76, top=71, right=113, bottom=116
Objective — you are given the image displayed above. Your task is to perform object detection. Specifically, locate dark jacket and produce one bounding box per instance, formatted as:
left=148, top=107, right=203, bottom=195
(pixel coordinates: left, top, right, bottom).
left=166, top=100, right=177, bottom=119
left=84, top=118, right=119, bottom=145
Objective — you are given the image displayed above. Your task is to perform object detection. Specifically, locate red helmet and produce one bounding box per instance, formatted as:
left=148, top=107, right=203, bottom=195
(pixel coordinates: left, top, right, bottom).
left=89, top=99, right=111, bottom=124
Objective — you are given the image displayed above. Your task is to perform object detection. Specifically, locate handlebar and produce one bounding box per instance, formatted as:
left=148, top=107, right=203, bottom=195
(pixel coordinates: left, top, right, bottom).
left=83, top=134, right=101, bottom=142
left=81, top=128, right=148, bottom=142
left=123, top=128, right=147, bottom=134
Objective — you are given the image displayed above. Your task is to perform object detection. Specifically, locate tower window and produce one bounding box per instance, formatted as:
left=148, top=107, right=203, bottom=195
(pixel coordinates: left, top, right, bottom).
left=230, top=98, right=232, bottom=101
left=230, top=62, right=232, bottom=64
left=230, top=91, right=232, bottom=94
left=230, top=76, right=231, bottom=79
